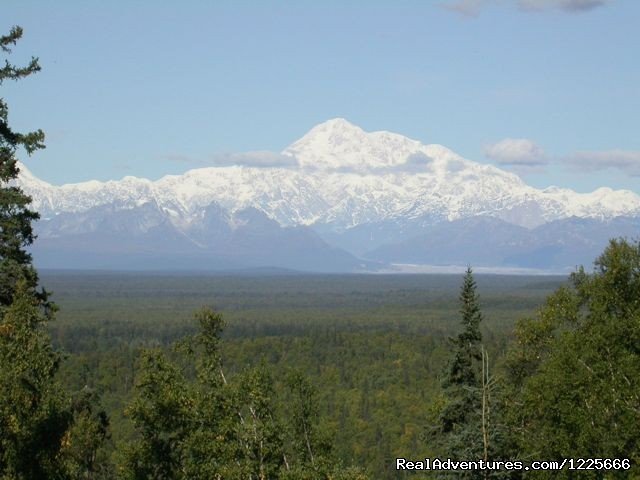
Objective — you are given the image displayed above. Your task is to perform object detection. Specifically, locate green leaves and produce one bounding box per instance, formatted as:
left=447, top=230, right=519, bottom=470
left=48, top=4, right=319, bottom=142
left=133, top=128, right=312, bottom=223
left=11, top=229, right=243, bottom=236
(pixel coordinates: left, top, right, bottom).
left=61, top=387, right=112, bottom=480
left=119, top=349, right=193, bottom=480
left=0, top=282, right=71, bottom=479
left=119, top=308, right=368, bottom=479
left=504, top=239, right=640, bottom=478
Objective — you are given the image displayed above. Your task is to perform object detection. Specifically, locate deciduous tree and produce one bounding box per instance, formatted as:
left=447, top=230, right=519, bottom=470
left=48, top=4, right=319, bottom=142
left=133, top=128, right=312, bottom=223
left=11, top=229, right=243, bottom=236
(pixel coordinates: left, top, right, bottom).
left=0, top=281, right=70, bottom=479
left=504, top=239, right=640, bottom=478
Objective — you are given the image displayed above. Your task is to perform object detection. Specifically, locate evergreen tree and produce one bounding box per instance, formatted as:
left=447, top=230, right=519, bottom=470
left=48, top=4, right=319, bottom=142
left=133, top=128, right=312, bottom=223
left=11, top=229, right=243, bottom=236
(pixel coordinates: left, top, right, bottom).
left=438, top=268, right=483, bottom=434
left=0, top=26, right=80, bottom=480
left=430, top=268, right=488, bottom=479
left=448, top=267, right=483, bottom=389
left=0, top=26, right=47, bottom=309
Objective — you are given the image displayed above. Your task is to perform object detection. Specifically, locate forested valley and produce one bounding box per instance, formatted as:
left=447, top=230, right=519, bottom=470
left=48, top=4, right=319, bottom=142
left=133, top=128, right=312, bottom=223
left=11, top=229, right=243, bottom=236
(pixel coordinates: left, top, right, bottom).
left=7, top=253, right=640, bottom=479
left=46, top=272, right=562, bottom=478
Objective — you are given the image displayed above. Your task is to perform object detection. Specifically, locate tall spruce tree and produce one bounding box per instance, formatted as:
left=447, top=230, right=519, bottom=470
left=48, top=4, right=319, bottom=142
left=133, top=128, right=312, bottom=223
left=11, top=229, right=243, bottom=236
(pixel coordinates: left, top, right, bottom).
left=0, top=26, right=47, bottom=310
left=0, top=26, right=83, bottom=479
left=448, top=267, right=483, bottom=389
left=433, top=267, right=486, bottom=478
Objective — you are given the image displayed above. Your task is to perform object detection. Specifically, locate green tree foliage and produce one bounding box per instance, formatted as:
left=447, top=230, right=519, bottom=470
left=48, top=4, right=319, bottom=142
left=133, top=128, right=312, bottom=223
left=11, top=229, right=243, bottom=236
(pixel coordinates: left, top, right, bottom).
left=49, top=273, right=555, bottom=479
left=434, top=268, right=484, bottom=460
left=181, top=308, right=243, bottom=479
left=119, top=349, right=193, bottom=479
left=448, top=267, right=483, bottom=385
left=286, top=370, right=321, bottom=467
left=0, top=26, right=47, bottom=309
left=280, top=369, right=368, bottom=480
left=0, top=27, right=112, bottom=479
left=236, top=365, right=285, bottom=479
left=504, top=238, right=640, bottom=478
left=119, top=307, right=368, bottom=480
left=61, top=387, right=112, bottom=480
left=429, top=268, right=511, bottom=479
left=0, top=281, right=70, bottom=479
left=0, top=26, right=75, bottom=480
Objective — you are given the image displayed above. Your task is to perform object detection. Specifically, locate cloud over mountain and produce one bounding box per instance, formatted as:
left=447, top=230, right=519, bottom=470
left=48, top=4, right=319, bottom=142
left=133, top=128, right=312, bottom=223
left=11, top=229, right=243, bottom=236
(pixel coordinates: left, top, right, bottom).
left=392, top=152, right=435, bottom=173
left=210, top=151, right=299, bottom=168
left=484, top=138, right=548, bottom=167
left=442, top=0, right=611, bottom=16
left=518, top=0, right=611, bottom=12
left=566, top=150, right=640, bottom=176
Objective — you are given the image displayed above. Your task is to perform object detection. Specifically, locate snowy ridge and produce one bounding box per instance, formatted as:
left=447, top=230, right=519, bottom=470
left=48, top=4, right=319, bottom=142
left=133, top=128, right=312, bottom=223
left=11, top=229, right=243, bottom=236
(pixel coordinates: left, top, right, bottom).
left=17, top=118, right=640, bottom=232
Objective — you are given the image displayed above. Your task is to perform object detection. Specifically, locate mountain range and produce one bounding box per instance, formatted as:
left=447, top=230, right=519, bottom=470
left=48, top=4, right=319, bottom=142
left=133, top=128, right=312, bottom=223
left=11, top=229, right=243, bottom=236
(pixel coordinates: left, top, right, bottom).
left=18, top=118, right=640, bottom=273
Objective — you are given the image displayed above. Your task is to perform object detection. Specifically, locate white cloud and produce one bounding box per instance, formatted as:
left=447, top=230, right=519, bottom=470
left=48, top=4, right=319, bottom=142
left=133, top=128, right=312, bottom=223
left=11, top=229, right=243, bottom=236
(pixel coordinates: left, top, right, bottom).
left=441, top=0, right=489, bottom=17
left=565, top=150, right=640, bottom=176
left=161, top=151, right=299, bottom=168
left=518, top=0, right=611, bottom=12
left=330, top=152, right=435, bottom=175
left=485, top=140, right=640, bottom=177
left=392, top=152, right=435, bottom=173
left=447, top=159, right=467, bottom=172
left=484, top=138, right=549, bottom=167
left=442, top=0, right=611, bottom=16
left=210, top=151, right=299, bottom=168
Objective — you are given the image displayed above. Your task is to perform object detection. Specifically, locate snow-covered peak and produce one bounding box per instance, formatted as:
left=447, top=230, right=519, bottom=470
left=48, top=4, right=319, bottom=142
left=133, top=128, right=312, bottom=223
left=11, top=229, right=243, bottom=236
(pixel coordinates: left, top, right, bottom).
left=15, top=162, right=50, bottom=188
left=12, top=119, right=640, bottom=231
left=285, top=118, right=434, bottom=172
left=284, top=118, right=514, bottom=183
left=311, top=117, right=362, bottom=132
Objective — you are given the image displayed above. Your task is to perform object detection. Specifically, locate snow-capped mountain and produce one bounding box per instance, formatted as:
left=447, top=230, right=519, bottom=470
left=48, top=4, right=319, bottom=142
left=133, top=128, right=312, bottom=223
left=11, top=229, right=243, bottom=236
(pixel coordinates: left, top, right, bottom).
left=17, top=118, right=640, bottom=272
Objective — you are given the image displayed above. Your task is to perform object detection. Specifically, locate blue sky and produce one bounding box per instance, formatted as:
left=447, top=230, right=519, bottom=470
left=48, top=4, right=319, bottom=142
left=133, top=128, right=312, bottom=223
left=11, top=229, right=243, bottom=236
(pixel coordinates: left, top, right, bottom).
left=3, top=0, right=639, bottom=193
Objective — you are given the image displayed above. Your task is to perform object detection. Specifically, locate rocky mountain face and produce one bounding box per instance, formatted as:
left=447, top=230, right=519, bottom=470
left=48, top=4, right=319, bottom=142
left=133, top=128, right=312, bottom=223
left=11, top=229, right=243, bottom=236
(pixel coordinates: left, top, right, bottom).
left=18, top=118, right=640, bottom=272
